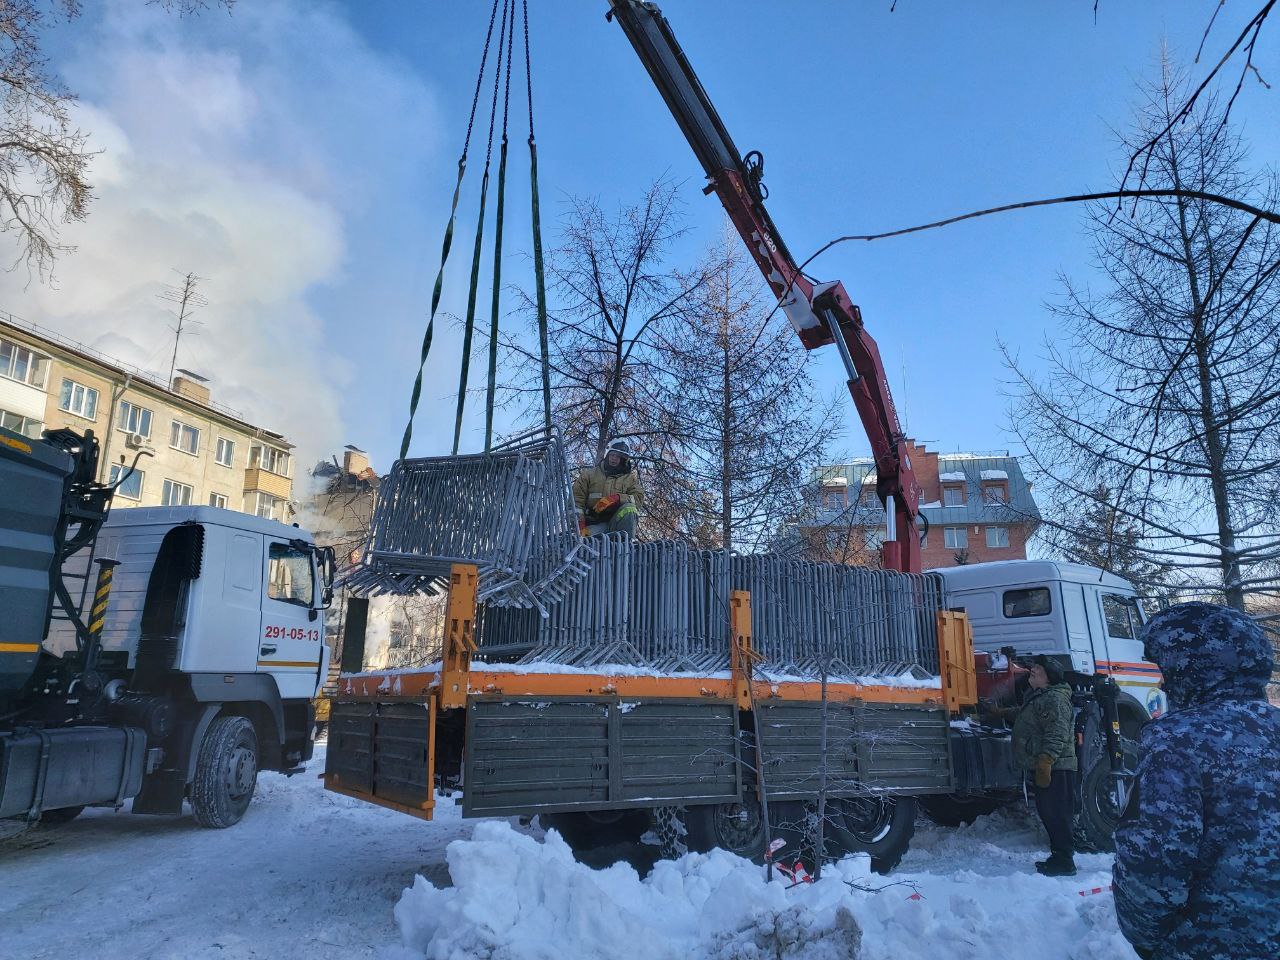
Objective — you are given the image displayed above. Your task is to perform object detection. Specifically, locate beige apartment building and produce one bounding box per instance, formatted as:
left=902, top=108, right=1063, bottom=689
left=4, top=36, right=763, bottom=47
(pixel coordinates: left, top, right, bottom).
left=0, top=311, right=295, bottom=519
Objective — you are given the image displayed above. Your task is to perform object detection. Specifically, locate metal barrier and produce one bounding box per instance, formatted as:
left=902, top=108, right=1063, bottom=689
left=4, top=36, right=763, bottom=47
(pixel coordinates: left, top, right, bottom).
left=344, top=430, right=943, bottom=678
left=478, top=534, right=944, bottom=678
left=343, top=430, right=596, bottom=610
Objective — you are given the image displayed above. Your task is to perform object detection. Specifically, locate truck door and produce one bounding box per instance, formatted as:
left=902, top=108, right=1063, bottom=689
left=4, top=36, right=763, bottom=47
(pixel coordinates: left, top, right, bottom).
left=258, top=539, right=322, bottom=700
left=1060, top=581, right=1101, bottom=674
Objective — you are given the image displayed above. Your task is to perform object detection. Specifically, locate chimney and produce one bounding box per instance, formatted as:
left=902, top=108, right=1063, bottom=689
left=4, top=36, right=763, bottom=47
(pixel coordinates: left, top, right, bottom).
left=343, top=445, right=369, bottom=477
left=172, top=369, right=211, bottom=405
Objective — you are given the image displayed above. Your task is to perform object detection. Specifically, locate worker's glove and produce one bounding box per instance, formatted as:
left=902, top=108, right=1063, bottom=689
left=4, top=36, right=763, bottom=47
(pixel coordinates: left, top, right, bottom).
left=577, top=516, right=590, bottom=537
left=592, top=493, right=621, bottom=516
left=1034, top=753, right=1054, bottom=789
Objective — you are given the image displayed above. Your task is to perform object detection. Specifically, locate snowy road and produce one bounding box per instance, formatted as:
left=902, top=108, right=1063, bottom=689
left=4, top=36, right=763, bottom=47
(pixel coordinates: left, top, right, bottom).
left=1, top=745, right=1138, bottom=959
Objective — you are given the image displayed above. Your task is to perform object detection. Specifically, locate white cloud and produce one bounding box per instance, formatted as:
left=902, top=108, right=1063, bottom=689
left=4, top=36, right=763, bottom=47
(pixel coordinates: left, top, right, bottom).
left=0, top=0, right=440, bottom=466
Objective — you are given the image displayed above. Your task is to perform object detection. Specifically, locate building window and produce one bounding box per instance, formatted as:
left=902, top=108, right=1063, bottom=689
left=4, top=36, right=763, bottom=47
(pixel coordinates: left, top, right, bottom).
left=0, top=408, right=43, bottom=438
left=943, top=485, right=965, bottom=507
left=118, top=400, right=153, bottom=439
left=821, top=485, right=847, bottom=509
left=1003, top=587, right=1052, bottom=618
left=254, top=491, right=283, bottom=520
left=161, top=478, right=193, bottom=506
left=943, top=526, right=967, bottom=549
left=985, top=526, right=1010, bottom=548
left=59, top=379, right=99, bottom=419
left=249, top=443, right=290, bottom=477
left=109, top=464, right=144, bottom=500
left=267, top=542, right=313, bottom=606
left=983, top=483, right=1009, bottom=504
left=209, top=492, right=228, bottom=509
left=169, top=420, right=200, bottom=455
left=214, top=437, right=235, bottom=467
left=0, top=337, right=50, bottom=388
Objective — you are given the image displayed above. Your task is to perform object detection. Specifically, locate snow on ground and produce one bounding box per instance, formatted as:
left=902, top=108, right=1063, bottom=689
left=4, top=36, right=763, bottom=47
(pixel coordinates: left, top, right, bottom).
left=388, top=808, right=1137, bottom=960
left=1, top=747, right=1137, bottom=960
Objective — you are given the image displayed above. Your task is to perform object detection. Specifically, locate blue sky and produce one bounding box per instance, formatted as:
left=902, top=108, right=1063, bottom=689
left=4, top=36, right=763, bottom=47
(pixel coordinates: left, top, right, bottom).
left=3, top=0, right=1276, bottom=476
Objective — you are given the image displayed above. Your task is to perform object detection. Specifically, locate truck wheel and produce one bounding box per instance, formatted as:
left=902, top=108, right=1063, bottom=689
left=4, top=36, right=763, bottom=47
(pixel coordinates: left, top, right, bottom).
left=683, top=800, right=768, bottom=860
left=1076, top=738, right=1138, bottom=853
left=39, top=805, right=85, bottom=825
left=827, top=795, right=917, bottom=874
left=191, top=715, right=258, bottom=829
left=919, top=793, right=1004, bottom=827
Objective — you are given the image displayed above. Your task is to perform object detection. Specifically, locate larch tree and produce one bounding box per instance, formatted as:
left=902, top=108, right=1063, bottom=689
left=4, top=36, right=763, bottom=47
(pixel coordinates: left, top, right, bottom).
left=1007, top=59, right=1280, bottom=611
left=644, top=233, right=840, bottom=552
left=505, top=179, right=712, bottom=470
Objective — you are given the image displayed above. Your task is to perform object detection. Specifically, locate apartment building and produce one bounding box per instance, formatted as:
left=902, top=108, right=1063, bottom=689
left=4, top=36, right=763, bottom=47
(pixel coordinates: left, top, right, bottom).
left=805, top=440, right=1041, bottom=568
left=1, top=311, right=295, bottom=519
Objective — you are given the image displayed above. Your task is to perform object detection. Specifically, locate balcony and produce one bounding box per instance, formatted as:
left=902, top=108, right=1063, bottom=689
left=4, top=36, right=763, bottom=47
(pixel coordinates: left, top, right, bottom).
left=244, top=467, right=291, bottom=499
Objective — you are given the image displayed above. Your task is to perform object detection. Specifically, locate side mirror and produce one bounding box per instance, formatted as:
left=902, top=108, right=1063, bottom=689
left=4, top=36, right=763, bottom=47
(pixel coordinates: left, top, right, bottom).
left=319, top=545, right=336, bottom=608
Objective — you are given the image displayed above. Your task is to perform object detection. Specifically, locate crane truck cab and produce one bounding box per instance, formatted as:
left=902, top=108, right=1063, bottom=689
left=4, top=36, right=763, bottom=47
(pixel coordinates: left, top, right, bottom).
left=1, top=425, right=335, bottom=829
left=933, top=560, right=1165, bottom=726
left=932, top=559, right=1161, bottom=849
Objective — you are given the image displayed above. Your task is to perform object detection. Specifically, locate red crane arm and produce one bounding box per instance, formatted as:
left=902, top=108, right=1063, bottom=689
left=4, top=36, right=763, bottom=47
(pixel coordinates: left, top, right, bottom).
left=606, top=0, right=922, bottom=573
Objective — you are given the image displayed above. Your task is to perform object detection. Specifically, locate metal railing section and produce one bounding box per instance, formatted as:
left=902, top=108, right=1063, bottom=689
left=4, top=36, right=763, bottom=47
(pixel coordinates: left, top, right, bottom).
left=477, top=534, right=944, bottom=679
left=343, top=429, right=596, bottom=611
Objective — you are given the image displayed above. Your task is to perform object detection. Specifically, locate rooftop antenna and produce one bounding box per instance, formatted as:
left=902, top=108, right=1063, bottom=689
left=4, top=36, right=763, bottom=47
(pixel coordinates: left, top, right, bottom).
left=158, top=270, right=208, bottom=386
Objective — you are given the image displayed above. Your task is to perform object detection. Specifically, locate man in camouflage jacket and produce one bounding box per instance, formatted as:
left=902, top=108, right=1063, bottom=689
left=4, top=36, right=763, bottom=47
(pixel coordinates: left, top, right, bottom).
left=1113, top=602, right=1280, bottom=960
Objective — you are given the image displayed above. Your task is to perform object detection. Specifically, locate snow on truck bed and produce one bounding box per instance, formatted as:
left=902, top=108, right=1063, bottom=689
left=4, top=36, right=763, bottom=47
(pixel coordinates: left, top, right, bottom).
left=0, top=744, right=1139, bottom=960
left=353, top=662, right=944, bottom=689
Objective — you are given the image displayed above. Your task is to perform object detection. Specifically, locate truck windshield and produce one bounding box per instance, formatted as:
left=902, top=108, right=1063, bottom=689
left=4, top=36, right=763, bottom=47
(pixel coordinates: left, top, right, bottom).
left=268, top=543, right=314, bottom=606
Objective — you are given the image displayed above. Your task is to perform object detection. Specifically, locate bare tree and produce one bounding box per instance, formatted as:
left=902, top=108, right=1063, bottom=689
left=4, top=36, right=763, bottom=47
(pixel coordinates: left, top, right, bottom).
left=0, top=1, right=235, bottom=277
left=0, top=1, right=92, bottom=275
left=505, top=179, right=711, bottom=468
left=642, top=235, right=840, bottom=551
left=1007, top=59, right=1280, bottom=611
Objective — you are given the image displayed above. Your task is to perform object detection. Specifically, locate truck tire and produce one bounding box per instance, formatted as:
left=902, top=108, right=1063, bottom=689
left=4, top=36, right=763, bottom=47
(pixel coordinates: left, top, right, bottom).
left=683, top=800, right=769, bottom=861
left=919, top=793, right=1005, bottom=827
left=1076, top=737, right=1138, bottom=853
left=827, top=795, right=917, bottom=874
left=191, top=715, right=258, bottom=829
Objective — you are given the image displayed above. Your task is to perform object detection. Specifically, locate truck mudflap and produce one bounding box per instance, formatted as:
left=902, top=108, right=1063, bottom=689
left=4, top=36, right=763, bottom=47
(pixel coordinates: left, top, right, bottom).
left=324, top=699, right=435, bottom=819
left=0, top=726, right=147, bottom=819
left=462, top=698, right=742, bottom=817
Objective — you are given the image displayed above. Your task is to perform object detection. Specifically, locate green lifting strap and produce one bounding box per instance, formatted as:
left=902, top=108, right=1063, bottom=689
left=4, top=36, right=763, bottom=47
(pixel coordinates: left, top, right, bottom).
left=523, top=0, right=551, bottom=431
left=399, top=158, right=466, bottom=461
left=529, top=142, right=550, bottom=430
left=451, top=169, right=490, bottom=455
left=399, top=0, right=503, bottom=461
left=484, top=136, right=509, bottom=452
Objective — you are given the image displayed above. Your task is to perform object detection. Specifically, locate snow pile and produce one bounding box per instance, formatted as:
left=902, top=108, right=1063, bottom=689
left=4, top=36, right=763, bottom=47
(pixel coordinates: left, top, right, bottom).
left=387, top=819, right=1139, bottom=960
left=939, top=471, right=966, bottom=482
left=980, top=469, right=1009, bottom=480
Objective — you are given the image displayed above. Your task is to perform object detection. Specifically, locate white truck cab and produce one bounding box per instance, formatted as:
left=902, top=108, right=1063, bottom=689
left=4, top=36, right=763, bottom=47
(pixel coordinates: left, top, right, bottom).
left=49, top=506, right=332, bottom=704
left=934, top=560, right=1166, bottom=723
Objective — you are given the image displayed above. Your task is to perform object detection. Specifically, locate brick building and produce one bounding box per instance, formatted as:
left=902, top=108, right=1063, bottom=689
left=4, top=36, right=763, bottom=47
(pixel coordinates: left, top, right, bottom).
left=804, top=440, right=1040, bottom=568
left=1, top=310, right=295, bottom=518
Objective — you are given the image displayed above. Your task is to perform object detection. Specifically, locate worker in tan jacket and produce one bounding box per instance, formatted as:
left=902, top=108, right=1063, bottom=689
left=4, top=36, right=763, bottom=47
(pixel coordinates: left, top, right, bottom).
left=573, top=439, right=643, bottom=537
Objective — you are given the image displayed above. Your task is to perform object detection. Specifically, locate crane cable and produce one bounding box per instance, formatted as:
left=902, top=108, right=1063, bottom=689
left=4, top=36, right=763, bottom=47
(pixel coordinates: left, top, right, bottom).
left=400, top=0, right=503, bottom=461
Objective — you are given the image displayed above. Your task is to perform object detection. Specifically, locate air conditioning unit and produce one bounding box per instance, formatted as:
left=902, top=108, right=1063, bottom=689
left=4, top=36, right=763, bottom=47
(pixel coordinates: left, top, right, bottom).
left=125, top=433, right=147, bottom=449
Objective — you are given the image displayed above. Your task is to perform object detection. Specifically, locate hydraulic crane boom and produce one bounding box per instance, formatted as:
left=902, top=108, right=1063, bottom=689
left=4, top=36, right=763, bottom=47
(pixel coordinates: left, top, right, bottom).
left=607, top=0, right=922, bottom=574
